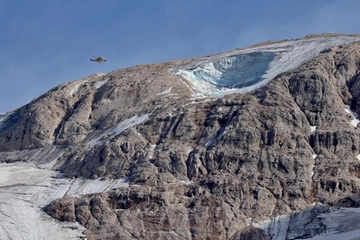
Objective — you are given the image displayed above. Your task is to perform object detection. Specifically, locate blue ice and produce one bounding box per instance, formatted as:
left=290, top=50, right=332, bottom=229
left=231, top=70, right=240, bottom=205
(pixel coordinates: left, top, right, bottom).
left=191, top=52, right=276, bottom=88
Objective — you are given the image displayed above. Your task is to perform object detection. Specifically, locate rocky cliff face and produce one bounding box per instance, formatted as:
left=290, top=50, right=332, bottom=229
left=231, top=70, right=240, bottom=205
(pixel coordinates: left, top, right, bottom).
left=2, top=34, right=360, bottom=239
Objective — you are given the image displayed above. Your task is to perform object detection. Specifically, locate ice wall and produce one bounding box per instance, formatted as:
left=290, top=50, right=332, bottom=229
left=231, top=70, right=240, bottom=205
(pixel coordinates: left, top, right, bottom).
left=188, top=52, right=276, bottom=88
left=173, top=36, right=360, bottom=97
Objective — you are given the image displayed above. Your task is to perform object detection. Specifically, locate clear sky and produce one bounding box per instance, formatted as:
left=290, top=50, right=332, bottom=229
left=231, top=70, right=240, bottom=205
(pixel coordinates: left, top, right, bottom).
left=0, top=0, right=359, bottom=112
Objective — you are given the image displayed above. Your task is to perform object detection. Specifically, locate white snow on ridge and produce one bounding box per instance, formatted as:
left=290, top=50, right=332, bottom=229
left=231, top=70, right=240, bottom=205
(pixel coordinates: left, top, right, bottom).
left=0, top=112, right=7, bottom=123
left=88, top=114, right=150, bottom=146
left=95, top=77, right=110, bottom=89
left=70, top=80, right=88, bottom=96
left=173, top=36, right=360, bottom=97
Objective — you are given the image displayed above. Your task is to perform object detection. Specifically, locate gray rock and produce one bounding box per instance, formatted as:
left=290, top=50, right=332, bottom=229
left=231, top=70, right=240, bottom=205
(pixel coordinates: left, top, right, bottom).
left=3, top=34, right=360, bottom=239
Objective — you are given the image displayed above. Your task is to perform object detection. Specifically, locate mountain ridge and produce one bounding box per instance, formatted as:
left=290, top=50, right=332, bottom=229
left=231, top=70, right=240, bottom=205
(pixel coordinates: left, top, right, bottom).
left=1, top=34, right=360, bottom=239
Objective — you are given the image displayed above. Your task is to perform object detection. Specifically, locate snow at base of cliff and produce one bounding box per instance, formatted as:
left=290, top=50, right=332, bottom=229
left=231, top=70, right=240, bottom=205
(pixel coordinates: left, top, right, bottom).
left=0, top=147, right=129, bottom=240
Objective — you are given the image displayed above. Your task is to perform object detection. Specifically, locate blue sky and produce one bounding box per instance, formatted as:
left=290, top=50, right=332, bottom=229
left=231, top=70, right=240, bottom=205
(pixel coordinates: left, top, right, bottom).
left=0, top=0, right=359, bottom=112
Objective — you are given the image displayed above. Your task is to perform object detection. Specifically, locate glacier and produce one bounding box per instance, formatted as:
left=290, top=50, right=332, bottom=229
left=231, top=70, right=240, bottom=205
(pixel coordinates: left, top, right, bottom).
left=254, top=203, right=360, bottom=240
left=173, top=36, right=360, bottom=97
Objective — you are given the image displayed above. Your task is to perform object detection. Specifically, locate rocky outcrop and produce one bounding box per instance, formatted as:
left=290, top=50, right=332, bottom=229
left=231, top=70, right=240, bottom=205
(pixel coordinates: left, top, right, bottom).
left=2, top=34, right=360, bottom=239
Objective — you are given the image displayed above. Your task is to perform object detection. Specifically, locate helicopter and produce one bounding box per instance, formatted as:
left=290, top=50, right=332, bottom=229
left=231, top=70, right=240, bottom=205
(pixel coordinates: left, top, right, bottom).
left=90, top=57, right=107, bottom=63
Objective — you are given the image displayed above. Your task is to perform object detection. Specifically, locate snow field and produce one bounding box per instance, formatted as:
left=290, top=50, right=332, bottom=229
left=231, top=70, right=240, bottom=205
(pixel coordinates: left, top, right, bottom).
left=0, top=162, right=86, bottom=240
left=254, top=205, right=360, bottom=240
left=0, top=160, right=129, bottom=240
left=173, top=37, right=360, bottom=98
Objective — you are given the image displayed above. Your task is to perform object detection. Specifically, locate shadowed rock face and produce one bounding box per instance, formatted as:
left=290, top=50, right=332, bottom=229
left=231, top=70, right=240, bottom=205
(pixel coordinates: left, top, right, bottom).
left=3, top=35, right=360, bottom=239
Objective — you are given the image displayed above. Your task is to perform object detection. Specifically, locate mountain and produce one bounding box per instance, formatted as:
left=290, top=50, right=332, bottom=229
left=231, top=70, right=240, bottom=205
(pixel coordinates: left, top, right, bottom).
left=1, top=33, right=360, bottom=239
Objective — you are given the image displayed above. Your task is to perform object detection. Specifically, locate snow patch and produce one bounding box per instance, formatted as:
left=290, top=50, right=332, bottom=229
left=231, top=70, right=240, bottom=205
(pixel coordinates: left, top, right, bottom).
left=357, top=154, right=360, bottom=161
left=65, top=177, right=129, bottom=197
left=0, top=112, right=7, bottom=124
left=113, top=114, right=150, bottom=136
left=187, top=147, right=194, bottom=154
left=70, top=80, right=88, bottom=96
left=219, top=130, right=227, bottom=138
left=157, top=87, right=172, bottom=96
left=345, top=105, right=360, bottom=127
left=254, top=215, right=290, bottom=240
left=180, top=180, right=194, bottom=185
left=173, top=37, right=360, bottom=98
left=313, top=154, right=317, bottom=159
left=170, top=230, right=183, bottom=238
left=95, top=77, right=110, bottom=89
left=88, top=114, right=150, bottom=146
left=310, top=126, right=317, bottom=132
left=148, top=144, right=157, bottom=159
left=205, top=129, right=227, bottom=148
